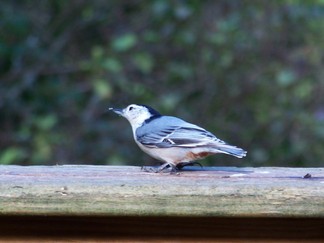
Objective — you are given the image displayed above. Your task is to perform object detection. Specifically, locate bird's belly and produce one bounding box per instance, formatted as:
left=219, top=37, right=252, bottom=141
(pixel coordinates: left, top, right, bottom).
left=137, top=142, right=212, bottom=164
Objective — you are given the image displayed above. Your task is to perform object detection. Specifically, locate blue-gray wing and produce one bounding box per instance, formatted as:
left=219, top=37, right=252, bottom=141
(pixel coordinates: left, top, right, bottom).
left=136, top=116, right=225, bottom=148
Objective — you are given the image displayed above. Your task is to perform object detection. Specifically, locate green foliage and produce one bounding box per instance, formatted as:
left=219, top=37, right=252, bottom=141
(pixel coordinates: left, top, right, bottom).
left=0, top=1, right=323, bottom=167
left=112, top=34, right=137, bottom=52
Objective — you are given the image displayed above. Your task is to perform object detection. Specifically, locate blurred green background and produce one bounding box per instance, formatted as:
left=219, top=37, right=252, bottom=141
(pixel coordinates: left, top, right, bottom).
left=1, top=0, right=324, bottom=167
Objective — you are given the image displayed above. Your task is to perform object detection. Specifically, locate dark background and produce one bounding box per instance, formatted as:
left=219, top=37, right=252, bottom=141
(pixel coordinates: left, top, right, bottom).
left=1, top=0, right=323, bottom=167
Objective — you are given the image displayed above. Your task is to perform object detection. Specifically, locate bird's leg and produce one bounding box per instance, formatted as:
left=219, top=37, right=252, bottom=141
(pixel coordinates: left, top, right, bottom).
left=176, top=161, right=203, bottom=170
left=142, top=162, right=178, bottom=173
left=153, top=163, right=171, bottom=173
left=167, top=163, right=179, bottom=174
left=189, top=161, right=203, bottom=168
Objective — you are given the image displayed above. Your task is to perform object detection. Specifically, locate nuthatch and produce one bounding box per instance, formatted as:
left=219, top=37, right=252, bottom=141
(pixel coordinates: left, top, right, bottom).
left=110, top=104, right=246, bottom=172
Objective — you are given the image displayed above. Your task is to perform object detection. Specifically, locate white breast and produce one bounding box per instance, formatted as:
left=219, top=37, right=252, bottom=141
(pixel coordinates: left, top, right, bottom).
left=135, top=141, right=213, bottom=165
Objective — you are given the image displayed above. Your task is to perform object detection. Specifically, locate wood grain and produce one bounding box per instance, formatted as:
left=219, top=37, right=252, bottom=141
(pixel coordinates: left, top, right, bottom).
left=0, top=165, right=323, bottom=241
left=0, top=165, right=323, bottom=217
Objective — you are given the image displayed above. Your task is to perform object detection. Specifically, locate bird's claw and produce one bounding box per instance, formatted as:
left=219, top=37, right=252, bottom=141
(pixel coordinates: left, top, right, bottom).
left=141, top=163, right=179, bottom=174
left=176, top=161, right=203, bottom=170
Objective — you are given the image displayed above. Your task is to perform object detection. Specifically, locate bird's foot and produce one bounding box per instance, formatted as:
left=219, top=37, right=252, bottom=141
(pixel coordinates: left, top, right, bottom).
left=141, top=163, right=179, bottom=174
left=176, top=161, right=203, bottom=170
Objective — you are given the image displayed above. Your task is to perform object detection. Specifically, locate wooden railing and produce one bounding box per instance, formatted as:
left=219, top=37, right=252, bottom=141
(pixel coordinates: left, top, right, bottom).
left=0, top=165, right=323, bottom=241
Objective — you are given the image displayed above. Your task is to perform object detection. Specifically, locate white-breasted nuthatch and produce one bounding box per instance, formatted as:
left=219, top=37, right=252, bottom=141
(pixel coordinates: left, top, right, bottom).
left=110, top=104, right=247, bottom=172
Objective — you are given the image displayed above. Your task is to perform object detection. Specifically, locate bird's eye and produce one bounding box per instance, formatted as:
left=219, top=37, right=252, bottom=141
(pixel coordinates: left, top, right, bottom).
left=128, top=106, right=134, bottom=111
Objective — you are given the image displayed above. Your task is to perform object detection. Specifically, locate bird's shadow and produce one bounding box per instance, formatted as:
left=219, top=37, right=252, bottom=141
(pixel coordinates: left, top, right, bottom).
left=179, top=166, right=253, bottom=174
left=142, top=165, right=254, bottom=174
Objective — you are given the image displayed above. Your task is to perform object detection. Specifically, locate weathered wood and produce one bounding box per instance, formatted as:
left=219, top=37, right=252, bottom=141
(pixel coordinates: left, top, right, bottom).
left=0, top=165, right=323, bottom=217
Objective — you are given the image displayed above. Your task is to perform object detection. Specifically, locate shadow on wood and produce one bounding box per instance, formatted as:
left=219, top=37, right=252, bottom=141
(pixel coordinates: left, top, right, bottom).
left=0, top=215, right=323, bottom=242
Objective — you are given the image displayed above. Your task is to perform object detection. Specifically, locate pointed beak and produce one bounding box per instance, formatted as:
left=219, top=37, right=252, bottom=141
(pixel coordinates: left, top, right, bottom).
left=109, top=107, right=124, bottom=116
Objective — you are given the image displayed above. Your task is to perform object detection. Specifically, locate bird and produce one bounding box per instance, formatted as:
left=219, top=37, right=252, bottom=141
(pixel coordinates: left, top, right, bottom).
left=109, top=104, right=247, bottom=173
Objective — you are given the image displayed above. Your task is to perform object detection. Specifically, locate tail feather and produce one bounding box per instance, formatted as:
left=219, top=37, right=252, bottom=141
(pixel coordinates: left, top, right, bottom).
left=212, top=144, right=247, bottom=158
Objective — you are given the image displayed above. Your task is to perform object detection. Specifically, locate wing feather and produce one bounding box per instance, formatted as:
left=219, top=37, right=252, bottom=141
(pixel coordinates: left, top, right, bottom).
left=137, top=123, right=225, bottom=148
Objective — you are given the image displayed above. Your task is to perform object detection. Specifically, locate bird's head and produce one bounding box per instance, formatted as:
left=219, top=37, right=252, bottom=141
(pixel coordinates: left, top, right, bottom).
left=109, top=104, right=161, bottom=129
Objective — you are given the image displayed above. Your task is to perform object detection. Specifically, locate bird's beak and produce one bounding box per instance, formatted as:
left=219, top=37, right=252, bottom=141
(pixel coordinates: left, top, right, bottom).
left=109, top=107, right=124, bottom=116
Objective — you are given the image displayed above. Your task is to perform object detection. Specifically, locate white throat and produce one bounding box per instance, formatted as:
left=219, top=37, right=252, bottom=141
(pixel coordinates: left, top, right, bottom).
left=126, top=113, right=152, bottom=132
